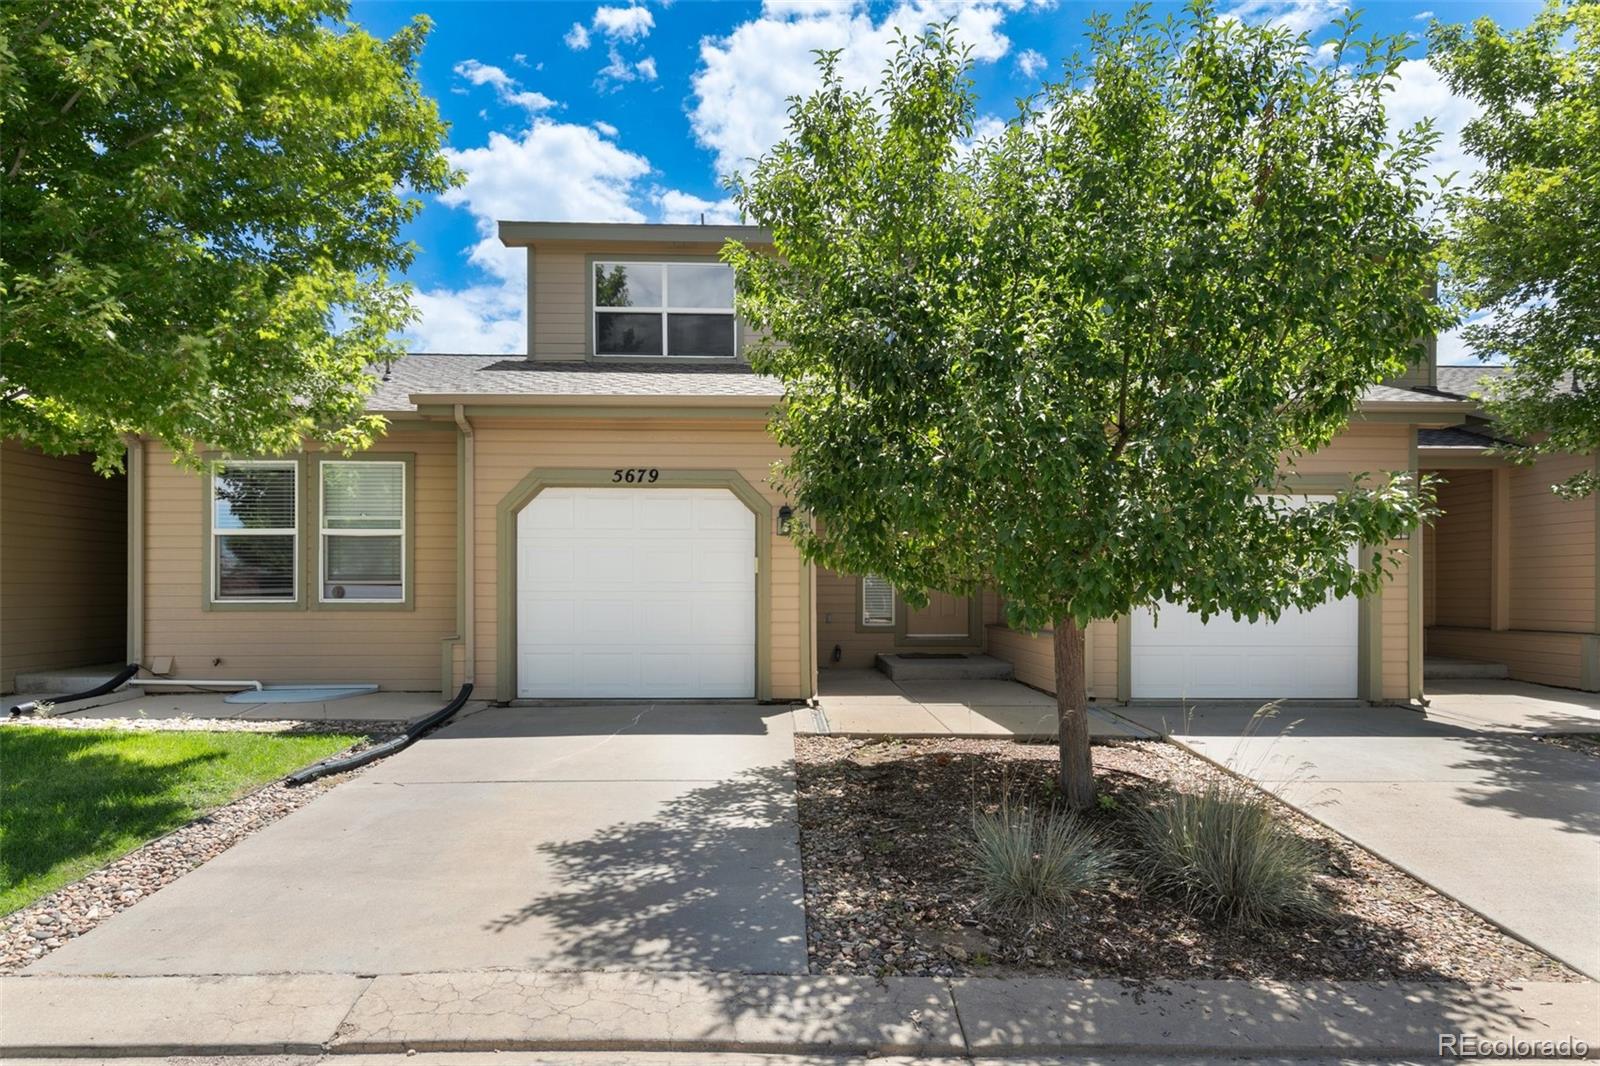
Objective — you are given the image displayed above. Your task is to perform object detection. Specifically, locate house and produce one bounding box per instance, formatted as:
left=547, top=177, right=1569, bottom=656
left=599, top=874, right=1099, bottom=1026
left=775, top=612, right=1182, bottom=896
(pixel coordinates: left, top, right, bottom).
left=112, top=220, right=1591, bottom=704
left=0, top=441, right=127, bottom=694
left=1418, top=366, right=1598, bottom=691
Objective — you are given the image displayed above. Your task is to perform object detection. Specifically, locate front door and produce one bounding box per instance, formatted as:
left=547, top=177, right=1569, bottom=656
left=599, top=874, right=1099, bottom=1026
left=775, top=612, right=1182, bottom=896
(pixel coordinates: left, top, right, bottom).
left=906, top=591, right=971, bottom=640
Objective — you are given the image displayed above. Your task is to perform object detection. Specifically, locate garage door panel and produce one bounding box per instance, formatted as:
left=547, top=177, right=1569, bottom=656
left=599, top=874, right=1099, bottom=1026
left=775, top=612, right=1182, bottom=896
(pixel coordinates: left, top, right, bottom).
left=1132, top=497, right=1360, bottom=699
left=639, top=496, right=694, bottom=530
left=518, top=488, right=756, bottom=699
left=576, top=494, right=638, bottom=529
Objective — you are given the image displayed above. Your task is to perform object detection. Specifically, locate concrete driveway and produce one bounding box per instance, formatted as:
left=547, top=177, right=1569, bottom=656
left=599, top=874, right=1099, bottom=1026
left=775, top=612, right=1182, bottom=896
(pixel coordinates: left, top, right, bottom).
left=1116, top=681, right=1600, bottom=980
left=29, top=703, right=807, bottom=976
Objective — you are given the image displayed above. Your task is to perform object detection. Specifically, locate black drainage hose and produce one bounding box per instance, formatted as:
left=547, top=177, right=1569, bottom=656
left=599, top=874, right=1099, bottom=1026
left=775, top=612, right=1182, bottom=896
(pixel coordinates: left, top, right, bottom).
left=8, top=663, right=141, bottom=717
left=284, top=682, right=474, bottom=787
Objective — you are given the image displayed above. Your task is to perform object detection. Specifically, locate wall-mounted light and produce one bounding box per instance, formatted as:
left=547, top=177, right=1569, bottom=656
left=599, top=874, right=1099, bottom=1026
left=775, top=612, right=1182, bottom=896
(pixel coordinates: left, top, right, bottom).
left=777, top=505, right=795, bottom=536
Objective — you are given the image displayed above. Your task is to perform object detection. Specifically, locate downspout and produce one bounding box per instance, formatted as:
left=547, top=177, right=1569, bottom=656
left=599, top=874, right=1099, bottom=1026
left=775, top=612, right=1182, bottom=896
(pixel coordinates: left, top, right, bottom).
left=454, top=404, right=477, bottom=687
left=123, top=435, right=144, bottom=669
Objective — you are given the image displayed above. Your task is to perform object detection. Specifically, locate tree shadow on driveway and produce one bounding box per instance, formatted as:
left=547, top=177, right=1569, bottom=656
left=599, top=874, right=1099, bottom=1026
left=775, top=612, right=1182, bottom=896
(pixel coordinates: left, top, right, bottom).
left=483, top=763, right=810, bottom=975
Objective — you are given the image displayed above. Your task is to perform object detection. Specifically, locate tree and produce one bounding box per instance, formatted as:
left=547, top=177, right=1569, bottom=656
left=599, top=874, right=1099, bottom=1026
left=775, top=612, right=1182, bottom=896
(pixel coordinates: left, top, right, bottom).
left=727, top=5, right=1444, bottom=807
left=1431, top=2, right=1598, bottom=498
left=0, top=0, right=457, bottom=471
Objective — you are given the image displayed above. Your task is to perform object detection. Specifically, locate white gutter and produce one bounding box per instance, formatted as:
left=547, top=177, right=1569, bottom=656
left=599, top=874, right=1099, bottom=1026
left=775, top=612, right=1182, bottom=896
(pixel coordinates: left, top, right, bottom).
left=453, top=404, right=477, bottom=686
left=414, top=392, right=781, bottom=409
left=122, top=434, right=144, bottom=669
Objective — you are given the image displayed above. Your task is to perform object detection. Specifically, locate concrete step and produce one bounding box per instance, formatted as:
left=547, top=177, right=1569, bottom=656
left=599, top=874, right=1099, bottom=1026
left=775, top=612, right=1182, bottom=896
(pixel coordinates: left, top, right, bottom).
left=12, top=662, right=129, bottom=694
left=876, top=652, right=1015, bottom=681
left=1424, top=655, right=1509, bottom=680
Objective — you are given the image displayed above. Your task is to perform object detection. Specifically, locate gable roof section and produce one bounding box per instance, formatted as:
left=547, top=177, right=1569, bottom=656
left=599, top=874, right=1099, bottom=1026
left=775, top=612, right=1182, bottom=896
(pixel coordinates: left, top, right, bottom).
left=373, top=354, right=1475, bottom=418
left=369, top=355, right=782, bottom=412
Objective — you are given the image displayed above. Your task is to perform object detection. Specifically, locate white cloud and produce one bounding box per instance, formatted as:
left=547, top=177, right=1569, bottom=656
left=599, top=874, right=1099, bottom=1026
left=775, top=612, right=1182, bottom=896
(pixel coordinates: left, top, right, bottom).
left=689, top=0, right=1023, bottom=179
left=565, top=22, right=591, bottom=50
left=655, top=189, right=742, bottom=224
left=593, top=4, right=655, bottom=42
left=1386, top=58, right=1479, bottom=191
left=593, top=120, right=620, bottom=137
left=406, top=121, right=653, bottom=353
left=1220, top=0, right=1343, bottom=36
left=453, top=59, right=557, bottom=114
left=1413, top=10, right=1434, bottom=21
left=597, top=45, right=657, bottom=89
left=1016, top=48, right=1046, bottom=78
left=512, top=52, right=529, bottom=66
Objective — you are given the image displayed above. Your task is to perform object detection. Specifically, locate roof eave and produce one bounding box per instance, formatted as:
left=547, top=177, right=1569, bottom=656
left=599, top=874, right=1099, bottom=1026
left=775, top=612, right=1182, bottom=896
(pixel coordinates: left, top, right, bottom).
left=498, top=221, right=773, bottom=247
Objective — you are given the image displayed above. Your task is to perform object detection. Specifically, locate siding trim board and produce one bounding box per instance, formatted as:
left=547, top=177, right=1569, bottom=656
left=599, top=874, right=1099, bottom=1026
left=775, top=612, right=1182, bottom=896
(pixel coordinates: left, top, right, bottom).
left=493, top=467, right=774, bottom=703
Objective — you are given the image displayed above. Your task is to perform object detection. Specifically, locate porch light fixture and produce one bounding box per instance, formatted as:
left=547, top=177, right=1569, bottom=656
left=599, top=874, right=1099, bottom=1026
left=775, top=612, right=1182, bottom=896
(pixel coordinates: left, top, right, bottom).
left=777, top=505, right=795, bottom=536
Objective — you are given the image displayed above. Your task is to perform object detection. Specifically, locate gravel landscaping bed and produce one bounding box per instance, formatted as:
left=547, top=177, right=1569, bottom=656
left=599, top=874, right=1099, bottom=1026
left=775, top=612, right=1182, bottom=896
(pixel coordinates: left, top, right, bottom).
left=1533, top=733, right=1600, bottom=758
left=0, top=737, right=386, bottom=973
left=796, top=736, right=1580, bottom=985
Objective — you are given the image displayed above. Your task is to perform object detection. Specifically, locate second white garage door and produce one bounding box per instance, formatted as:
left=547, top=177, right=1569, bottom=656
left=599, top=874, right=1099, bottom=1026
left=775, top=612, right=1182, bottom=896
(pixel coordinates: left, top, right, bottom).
left=517, top=488, right=756, bottom=699
left=1131, top=499, right=1360, bottom=699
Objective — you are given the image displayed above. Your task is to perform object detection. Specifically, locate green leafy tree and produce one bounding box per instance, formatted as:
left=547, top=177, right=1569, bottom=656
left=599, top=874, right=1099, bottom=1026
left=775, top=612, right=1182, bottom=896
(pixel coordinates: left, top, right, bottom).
left=727, top=7, right=1444, bottom=806
left=0, top=0, right=458, bottom=471
left=1431, top=2, right=1598, bottom=498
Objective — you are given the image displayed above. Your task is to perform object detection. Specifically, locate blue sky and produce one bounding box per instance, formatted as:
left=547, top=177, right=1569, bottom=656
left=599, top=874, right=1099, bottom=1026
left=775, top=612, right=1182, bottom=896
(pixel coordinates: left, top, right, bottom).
left=346, top=0, right=1542, bottom=358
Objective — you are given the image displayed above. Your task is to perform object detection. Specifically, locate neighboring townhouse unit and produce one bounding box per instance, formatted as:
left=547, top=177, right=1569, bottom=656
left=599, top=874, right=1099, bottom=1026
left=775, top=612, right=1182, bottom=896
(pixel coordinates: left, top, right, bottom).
left=0, top=441, right=127, bottom=694
left=1418, top=367, right=1598, bottom=691
left=115, top=219, right=1572, bottom=705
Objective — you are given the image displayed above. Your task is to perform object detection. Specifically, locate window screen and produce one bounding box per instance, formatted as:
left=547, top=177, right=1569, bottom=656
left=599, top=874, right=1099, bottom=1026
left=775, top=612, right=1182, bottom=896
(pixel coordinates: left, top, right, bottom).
left=213, top=462, right=297, bottom=601
left=320, top=461, right=404, bottom=602
left=862, top=575, right=895, bottom=626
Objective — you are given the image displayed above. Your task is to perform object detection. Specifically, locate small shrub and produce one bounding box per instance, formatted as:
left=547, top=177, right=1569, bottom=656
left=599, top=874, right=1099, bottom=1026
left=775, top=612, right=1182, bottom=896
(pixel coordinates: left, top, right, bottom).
left=968, top=797, right=1118, bottom=921
left=1131, top=779, right=1328, bottom=927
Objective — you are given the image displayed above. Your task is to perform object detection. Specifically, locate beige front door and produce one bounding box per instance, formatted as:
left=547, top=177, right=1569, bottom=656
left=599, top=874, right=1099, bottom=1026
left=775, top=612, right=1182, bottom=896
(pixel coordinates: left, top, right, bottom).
left=906, top=591, right=971, bottom=639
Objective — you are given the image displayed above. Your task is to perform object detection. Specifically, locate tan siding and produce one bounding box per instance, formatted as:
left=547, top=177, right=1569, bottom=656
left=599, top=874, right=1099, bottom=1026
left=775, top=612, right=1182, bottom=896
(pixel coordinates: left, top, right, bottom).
left=1509, top=453, right=1596, bottom=633
left=530, top=240, right=755, bottom=361
left=1, top=442, right=127, bottom=692
left=980, top=620, right=1119, bottom=699
left=470, top=417, right=806, bottom=701
left=1429, top=471, right=1492, bottom=629
left=140, top=429, right=458, bottom=691
left=1289, top=422, right=1412, bottom=477
left=816, top=566, right=897, bottom=669
left=1428, top=626, right=1595, bottom=691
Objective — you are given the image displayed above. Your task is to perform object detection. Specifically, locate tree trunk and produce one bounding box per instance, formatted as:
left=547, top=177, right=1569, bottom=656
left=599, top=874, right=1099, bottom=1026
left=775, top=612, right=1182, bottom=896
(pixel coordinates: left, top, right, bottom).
left=1053, top=617, right=1096, bottom=810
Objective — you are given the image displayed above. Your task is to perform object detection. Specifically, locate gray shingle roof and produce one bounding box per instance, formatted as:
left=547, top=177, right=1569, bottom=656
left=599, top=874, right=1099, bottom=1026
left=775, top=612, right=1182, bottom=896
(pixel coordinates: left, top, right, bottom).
left=366, top=354, right=1475, bottom=414
left=1360, top=383, right=1468, bottom=404
left=367, top=355, right=782, bottom=412
left=1417, top=426, right=1508, bottom=450
left=1436, top=364, right=1505, bottom=399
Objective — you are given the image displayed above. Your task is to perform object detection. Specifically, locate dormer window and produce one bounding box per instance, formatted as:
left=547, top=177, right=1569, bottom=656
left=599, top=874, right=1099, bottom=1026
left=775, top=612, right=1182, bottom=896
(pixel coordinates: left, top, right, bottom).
left=594, top=261, right=736, bottom=358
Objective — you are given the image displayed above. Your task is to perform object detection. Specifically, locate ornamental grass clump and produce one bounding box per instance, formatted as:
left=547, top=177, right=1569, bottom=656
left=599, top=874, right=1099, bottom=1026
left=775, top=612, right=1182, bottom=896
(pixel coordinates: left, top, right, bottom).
left=968, top=797, right=1118, bottom=921
left=1131, top=779, right=1328, bottom=927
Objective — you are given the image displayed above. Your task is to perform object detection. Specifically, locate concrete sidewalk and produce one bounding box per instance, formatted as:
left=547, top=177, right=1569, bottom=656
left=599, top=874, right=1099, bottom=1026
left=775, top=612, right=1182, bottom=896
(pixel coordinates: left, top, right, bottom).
left=2, top=970, right=1593, bottom=1058
left=801, top=669, right=1151, bottom=739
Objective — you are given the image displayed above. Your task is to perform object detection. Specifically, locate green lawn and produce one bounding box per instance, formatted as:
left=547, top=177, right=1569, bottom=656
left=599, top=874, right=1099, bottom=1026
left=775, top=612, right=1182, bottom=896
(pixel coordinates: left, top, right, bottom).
left=0, top=727, right=360, bottom=914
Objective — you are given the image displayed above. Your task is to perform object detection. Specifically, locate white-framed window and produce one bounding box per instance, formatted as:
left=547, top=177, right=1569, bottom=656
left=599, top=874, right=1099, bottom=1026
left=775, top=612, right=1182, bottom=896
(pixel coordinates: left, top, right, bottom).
left=212, top=461, right=298, bottom=602
left=593, top=260, right=736, bottom=358
left=862, top=575, right=895, bottom=627
left=320, top=460, right=405, bottom=602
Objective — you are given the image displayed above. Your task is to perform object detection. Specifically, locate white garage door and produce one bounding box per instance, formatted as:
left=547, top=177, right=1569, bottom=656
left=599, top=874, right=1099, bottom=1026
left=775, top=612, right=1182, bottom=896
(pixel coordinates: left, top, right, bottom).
left=517, top=488, right=756, bottom=699
left=1131, top=498, right=1360, bottom=699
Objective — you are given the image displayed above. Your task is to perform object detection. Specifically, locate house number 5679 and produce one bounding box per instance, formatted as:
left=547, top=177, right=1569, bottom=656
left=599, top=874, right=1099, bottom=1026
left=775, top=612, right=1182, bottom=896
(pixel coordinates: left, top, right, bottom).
left=613, top=468, right=660, bottom=483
